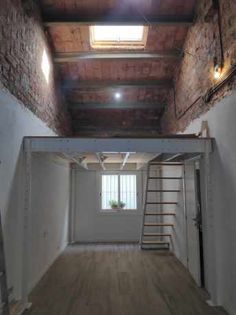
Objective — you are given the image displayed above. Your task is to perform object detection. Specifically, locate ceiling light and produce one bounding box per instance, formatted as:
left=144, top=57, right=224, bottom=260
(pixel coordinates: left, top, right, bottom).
left=41, top=49, right=50, bottom=83
left=115, top=92, right=121, bottom=100
left=213, top=57, right=222, bottom=80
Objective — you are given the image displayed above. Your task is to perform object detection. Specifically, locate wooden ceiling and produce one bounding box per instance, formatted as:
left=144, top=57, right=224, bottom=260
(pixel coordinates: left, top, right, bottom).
left=39, top=0, right=196, bottom=136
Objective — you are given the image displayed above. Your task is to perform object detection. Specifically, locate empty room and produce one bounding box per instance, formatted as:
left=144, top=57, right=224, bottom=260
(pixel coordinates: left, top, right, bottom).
left=0, top=0, right=235, bottom=314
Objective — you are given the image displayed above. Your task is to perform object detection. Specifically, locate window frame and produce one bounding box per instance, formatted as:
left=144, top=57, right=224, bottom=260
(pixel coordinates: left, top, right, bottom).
left=100, top=172, right=138, bottom=212
left=89, top=25, right=148, bottom=50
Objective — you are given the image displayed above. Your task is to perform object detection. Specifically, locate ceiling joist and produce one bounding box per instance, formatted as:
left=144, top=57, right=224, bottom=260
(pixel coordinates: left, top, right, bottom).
left=68, top=101, right=165, bottom=110
left=96, top=153, right=107, bottom=170
left=54, top=51, right=181, bottom=62
left=43, top=15, right=194, bottom=27
left=63, top=79, right=173, bottom=90
left=120, top=153, right=130, bottom=170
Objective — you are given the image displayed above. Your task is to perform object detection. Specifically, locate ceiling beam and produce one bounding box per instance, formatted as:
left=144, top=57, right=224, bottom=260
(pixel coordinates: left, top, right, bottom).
left=63, top=79, right=173, bottom=90
left=43, top=15, right=194, bottom=27
left=54, top=51, right=181, bottom=62
left=62, top=153, right=88, bottom=169
left=96, top=153, right=106, bottom=170
left=120, top=153, right=130, bottom=170
left=68, top=101, right=165, bottom=110
left=151, top=153, right=183, bottom=162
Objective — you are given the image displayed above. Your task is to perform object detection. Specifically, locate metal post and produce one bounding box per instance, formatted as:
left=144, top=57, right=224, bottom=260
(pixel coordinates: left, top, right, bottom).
left=182, top=163, right=189, bottom=268
left=68, top=166, right=76, bottom=244
left=203, top=145, right=217, bottom=304
left=21, top=139, right=32, bottom=310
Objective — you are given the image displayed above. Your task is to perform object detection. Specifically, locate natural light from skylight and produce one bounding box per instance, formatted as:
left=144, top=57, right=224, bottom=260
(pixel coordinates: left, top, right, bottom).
left=93, top=25, right=144, bottom=42
left=90, top=25, right=148, bottom=49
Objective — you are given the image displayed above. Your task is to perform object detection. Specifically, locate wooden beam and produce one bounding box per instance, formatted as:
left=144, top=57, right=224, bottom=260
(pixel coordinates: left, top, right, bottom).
left=120, top=153, right=130, bottom=170
left=54, top=51, right=181, bottom=62
left=43, top=15, right=194, bottom=27
left=63, top=80, right=173, bottom=90
left=68, top=101, right=165, bottom=110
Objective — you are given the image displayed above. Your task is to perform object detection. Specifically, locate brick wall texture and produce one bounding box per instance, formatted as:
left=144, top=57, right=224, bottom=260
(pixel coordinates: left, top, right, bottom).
left=161, top=0, right=236, bottom=134
left=0, top=0, right=71, bottom=135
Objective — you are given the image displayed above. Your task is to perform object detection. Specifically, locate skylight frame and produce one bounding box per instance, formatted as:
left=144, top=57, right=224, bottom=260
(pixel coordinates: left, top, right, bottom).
left=90, top=25, right=148, bottom=49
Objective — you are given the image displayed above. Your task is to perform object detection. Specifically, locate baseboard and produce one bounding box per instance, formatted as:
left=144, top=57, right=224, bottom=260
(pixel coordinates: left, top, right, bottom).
left=10, top=301, right=32, bottom=315
left=72, top=240, right=140, bottom=245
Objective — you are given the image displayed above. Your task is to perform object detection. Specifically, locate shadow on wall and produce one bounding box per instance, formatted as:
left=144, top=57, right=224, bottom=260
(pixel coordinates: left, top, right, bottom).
left=3, top=145, right=25, bottom=302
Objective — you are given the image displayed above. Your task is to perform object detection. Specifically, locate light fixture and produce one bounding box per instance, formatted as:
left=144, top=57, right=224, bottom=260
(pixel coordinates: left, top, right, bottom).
left=213, top=57, right=222, bottom=80
left=41, top=49, right=50, bottom=83
left=114, top=92, right=121, bottom=100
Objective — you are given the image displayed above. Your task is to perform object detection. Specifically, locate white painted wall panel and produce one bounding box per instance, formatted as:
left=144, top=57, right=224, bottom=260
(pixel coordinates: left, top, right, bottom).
left=73, top=170, right=145, bottom=242
left=0, top=88, right=69, bottom=300
left=29, top=154, right=69, bottom=291
left=182, top=92, right=236, bottom=315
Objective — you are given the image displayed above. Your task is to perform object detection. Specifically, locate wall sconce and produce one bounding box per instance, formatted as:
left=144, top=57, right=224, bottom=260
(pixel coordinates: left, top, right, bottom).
left=214, top=57, right=222, bottom=80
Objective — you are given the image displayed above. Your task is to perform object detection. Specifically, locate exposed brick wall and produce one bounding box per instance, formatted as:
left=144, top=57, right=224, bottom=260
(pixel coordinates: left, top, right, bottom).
left=70, top=108, right=162, bottom=137
left=0, top=0, right=71, bottom=135
left=161, top=0, right=236, bottom=134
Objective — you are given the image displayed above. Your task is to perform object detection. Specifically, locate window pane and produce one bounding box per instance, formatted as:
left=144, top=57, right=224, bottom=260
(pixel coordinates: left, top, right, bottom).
left=120, top=175, right=137, bottom=209
left=102, top=175, right=118, bottom=209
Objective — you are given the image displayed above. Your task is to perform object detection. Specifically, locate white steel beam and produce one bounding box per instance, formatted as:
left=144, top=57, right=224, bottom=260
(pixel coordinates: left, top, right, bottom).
left=96, top=153, right=106, bottom=170
left=120, top=153, right=130, bottom=170
left=63, top=153, right=88, bottom=170
left=21, top=139, right=33, bottom=311
left=25, top=137, right=213, bottom=154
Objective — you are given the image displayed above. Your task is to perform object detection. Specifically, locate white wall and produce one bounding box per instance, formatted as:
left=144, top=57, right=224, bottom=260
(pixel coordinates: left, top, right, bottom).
left=72, top=169, right=145, bottom=242
left=181, top=92, right=236, bottom=315
left=0, top=88, right=69, bottom=300
left=29, top=153, right=69, bottom=291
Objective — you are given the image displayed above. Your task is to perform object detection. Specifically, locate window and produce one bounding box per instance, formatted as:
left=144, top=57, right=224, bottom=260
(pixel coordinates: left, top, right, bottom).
left=101, top=174, right=137, bottom=210
left=90, top=25, right=148, bottom=49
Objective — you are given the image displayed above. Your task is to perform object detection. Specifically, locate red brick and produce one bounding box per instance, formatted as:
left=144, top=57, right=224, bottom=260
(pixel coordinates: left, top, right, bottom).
left=161, top=0, right=236, bottom=134
left=0, top=0, right=72, bottom=135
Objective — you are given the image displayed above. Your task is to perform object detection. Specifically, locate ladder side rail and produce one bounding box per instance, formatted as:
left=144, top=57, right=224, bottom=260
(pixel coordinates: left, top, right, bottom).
left=140, top=163, right=150, bottom=246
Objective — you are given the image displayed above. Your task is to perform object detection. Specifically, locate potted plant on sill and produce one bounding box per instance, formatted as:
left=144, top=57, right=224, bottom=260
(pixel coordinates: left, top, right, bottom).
left=109, top=200, right=126, bottom=210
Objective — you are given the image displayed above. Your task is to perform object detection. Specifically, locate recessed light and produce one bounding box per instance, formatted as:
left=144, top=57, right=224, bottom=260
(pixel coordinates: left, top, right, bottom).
left=115, top=92, right=121, bottom=100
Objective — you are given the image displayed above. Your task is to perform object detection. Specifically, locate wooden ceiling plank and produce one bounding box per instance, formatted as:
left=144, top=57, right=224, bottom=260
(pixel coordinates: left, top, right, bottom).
left=43, top=15, right=194, bottom=27
left=54, top=51, right=181, bottom=62
left=68, top=101, right=165, bottom=110
left=63, top=79, right=173, bottom=90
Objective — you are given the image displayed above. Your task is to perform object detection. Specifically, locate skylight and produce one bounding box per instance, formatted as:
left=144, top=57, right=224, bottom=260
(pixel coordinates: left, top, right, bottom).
left=90, top=25, right=148, bottom=49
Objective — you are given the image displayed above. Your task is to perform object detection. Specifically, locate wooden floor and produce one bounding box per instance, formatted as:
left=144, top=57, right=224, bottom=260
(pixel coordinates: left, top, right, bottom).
left=29, top=245, right=227, bottom=315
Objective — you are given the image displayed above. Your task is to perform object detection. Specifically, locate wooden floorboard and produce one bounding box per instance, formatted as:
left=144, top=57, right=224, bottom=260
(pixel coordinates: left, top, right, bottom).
left=28, top=245, right=227, bottom=315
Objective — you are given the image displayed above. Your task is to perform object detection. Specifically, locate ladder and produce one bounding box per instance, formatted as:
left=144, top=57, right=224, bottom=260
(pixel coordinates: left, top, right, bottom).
left=140, top=162, right=183, bottom=249
left=0, top=213, right=9, bottom=315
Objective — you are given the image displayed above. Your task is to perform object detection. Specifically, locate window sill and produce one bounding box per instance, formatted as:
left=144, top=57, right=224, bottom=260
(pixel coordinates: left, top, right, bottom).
left=99, top=209, right=141, bottom=215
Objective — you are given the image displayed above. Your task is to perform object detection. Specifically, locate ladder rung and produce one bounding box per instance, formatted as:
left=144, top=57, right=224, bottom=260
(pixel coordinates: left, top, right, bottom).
left=146, top=202, right=177, bottom=205
left=149, top=163, right=183, bottom=166
left=149, top=177, right=182, bottom=180
left=143, top=233, right=172, bottom=237
left=144, top=223, right=174, bottom=227
left=142, top=241, right=169, bottom=245
left=145, top=212, right=175, bottom=216
left=147, top=190, right=181, bottom=192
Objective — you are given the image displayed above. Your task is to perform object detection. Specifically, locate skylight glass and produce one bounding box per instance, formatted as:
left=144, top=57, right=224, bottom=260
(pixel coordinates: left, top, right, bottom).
left=90, top=25, right=148, bottom=49
left=92, top=25, right=144, bottom=42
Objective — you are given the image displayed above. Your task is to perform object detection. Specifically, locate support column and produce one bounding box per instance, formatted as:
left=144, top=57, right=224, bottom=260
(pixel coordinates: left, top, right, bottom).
left=21, top=139, right=32, bottom=310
